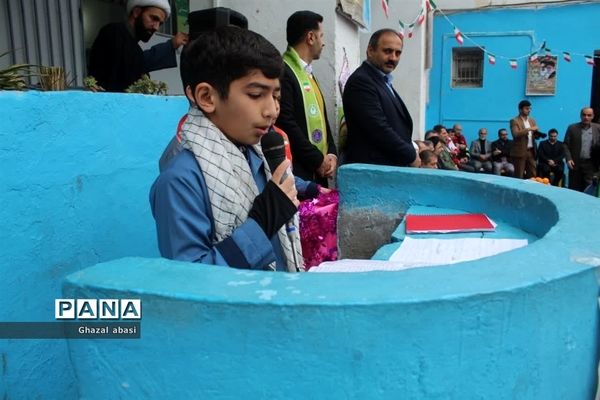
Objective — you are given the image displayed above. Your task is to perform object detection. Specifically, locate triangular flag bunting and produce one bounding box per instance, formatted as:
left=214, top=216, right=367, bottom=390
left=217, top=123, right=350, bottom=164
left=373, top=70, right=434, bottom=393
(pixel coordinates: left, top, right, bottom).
left=585, top=55, right=595, bottom=66
left=509, top=59, right=518, bottom=69
left=454, top=28, right=463, bottom=45
left=529, top=53, right=538, bottom=62
left=544, top=47, right=552, bottom=55
left=563, top=52, right=571, bottom=62
left=426, top=0, right=437, bottom=12
left=417, top=10, right=425, bottom=26
left=381, top=0, right=389, bottom=18
left=488, top=54, right=496, bottom=65
left=408, top=23, right=415, bottom=39
left=398, top=25, right=405, bottom=39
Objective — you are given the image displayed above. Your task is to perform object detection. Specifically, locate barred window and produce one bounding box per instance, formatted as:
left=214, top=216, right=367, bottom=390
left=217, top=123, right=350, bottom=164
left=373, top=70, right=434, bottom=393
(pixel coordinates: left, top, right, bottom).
left=452, top=47, right=484, bottom=88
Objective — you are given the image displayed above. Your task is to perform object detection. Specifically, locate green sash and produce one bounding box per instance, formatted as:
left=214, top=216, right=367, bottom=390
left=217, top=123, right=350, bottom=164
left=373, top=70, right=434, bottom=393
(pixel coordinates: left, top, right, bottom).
left=283, top=47, right=328, bottom=155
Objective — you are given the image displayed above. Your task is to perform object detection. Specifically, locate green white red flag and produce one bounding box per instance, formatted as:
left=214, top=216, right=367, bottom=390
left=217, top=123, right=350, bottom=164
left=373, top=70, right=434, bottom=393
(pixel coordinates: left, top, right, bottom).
left=382, top=0, right=389, bottom=18
left=454, top=28, right=463, bottom=45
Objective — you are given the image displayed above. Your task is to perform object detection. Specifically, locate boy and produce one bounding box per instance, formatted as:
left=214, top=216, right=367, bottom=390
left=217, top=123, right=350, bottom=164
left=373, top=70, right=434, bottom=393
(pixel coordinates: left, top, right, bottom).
left=150, top=27, right=303, bottom=272
left=419, top=150, right=438, bottom=169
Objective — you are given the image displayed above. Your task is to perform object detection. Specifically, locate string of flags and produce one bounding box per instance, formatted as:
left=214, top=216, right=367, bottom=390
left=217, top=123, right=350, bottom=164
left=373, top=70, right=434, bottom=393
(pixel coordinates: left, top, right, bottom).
left=381, top=0, right=599, bottom=68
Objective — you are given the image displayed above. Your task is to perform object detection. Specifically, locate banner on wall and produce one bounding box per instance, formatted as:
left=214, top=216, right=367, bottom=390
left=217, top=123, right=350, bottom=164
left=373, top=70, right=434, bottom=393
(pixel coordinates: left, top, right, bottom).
left=526, top=55, right=557, bottom=96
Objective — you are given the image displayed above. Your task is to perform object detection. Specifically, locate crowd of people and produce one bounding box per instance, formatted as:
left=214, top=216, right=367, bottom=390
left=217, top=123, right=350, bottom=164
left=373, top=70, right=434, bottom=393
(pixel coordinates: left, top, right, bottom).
left=89, top=1, right=600, bottom=271
left=414, top=103, right=600, bottom=193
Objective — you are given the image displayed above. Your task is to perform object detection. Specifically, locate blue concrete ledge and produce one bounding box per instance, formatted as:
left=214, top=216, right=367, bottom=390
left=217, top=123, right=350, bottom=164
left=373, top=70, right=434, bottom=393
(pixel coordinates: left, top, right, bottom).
left=64, top=164, right=600, bottom=399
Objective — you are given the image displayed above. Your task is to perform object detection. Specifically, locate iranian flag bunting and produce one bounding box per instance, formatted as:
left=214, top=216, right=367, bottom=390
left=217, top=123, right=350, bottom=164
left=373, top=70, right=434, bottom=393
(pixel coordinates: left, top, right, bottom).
left=488, top=54, right=496, bottom=65
left=563, top=52, right=571, bottom=62
left=382, top=0, right=389, bottom=18
left=417, top=10, right=425, bottom=26
left=529, top=53, right=538, bottom=62
left=509, top=59, right=518, bottom=69
left=585, top=55, right=595, bottom=66
left=454, top=28, right=463, bottom=45
left=398, top=24, right=405, bottom=39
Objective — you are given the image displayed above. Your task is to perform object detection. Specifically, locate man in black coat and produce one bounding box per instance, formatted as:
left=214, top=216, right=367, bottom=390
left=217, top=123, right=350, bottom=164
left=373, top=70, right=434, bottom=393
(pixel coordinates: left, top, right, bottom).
left=276, top=11, right=337, bottom=187
left=88, top=0, right=188, bottom=92
left=342, top=29, right=417, bottom=167
left=537, top=128, right=566, bottom=186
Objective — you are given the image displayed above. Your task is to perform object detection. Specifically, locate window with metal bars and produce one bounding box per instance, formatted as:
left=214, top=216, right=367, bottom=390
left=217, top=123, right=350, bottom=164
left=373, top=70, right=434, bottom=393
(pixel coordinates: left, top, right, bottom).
left=452, top=47, right=484, bottom=88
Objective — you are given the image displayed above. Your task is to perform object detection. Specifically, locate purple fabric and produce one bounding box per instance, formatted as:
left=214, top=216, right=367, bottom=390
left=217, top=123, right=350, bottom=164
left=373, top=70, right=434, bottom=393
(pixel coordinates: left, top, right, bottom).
left=298, top=190, right=339, bottom=269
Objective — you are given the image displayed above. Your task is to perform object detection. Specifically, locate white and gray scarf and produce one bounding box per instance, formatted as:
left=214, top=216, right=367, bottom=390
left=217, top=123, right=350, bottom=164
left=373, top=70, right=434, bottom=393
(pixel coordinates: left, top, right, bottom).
left=179, top=106, right=304, bottom=272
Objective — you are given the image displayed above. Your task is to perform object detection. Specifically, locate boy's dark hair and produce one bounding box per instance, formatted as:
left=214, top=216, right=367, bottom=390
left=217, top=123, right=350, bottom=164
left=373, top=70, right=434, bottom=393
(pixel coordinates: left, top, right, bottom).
left=180, top=26, right=283, bottom=99
left=420, top=149, right=437, bottom=164
left=368, top=29, right=400, bottom=50
left=548, top=128, right=558, bottom=135
left=286, top=11, right=323, bottom=47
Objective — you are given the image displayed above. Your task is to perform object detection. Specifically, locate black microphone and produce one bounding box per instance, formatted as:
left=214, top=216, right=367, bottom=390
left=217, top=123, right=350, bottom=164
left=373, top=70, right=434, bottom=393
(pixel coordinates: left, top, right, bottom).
left=260, top=128, right=300, bottom=271
left=260, top=128, right=288, bottom=181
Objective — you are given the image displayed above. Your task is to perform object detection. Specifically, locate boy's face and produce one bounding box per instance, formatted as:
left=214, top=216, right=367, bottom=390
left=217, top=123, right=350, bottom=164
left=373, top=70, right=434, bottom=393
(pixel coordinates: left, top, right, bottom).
left=210, top=70, right=281, bottom=145
left=423, top=156, right=438, bottom=169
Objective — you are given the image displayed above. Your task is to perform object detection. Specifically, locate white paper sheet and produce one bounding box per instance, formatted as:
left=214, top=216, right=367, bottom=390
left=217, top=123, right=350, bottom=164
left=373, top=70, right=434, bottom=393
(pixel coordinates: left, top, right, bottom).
left=389, top=237, right=528, bottom=266
left=309, top=237, right=528, bottom=273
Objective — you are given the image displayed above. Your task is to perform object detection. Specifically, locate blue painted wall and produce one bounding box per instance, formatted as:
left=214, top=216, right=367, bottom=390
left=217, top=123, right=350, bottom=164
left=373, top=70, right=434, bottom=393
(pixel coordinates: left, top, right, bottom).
left=0, top=91, right=187, bottom=399
left=427, top=2, right=600, bottom=144
left=63, top=165, right=600, bottom=399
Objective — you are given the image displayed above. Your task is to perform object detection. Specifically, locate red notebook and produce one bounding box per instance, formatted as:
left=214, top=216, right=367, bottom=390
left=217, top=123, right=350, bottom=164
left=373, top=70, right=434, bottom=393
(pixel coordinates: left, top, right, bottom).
left=405, top=213, right=495, bottom=234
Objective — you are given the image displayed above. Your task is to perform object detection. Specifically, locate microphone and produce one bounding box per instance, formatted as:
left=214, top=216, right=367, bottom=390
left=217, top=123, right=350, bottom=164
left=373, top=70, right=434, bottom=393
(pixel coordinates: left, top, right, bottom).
left=260, top=128, right=300, bottom=271
left=260, top=128, right=289, bottom=183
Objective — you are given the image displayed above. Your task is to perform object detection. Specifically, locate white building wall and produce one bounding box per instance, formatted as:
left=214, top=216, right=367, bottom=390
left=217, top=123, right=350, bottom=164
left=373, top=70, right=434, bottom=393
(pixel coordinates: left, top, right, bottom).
left=364, top=0, right=430, bottom=138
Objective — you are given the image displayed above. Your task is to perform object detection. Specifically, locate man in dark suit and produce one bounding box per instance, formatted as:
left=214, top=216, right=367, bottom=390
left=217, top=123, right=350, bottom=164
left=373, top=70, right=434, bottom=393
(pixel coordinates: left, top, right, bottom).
left=342, top=29, right=418, bottom=167
left=510, top=100, right=541, bottom=179
left=276, top=11, right=337, bottom=187
left=537, top=128, right=566, bottom=186
left=564, top=107, right=600, bottom=191
left=491, top=128, right=514, bottom=176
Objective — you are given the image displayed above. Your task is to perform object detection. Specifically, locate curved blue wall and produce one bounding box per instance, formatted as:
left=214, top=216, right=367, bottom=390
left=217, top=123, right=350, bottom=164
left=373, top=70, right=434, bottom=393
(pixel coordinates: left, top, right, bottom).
left=65, top=165, right=600, bottom=399
left=0, top=91, right=188, bottom=399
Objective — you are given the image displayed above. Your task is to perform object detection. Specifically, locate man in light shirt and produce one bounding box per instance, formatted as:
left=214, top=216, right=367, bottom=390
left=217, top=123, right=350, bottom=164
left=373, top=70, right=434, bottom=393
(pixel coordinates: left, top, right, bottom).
left=510, top=100, right=541, bottom=179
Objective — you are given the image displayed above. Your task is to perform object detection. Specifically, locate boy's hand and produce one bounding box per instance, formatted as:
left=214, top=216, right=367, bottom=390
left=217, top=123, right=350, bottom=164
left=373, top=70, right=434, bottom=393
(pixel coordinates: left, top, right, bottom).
left=248, top=160, right=298, bottom=238
left=271, top=160, right=298, bottom=207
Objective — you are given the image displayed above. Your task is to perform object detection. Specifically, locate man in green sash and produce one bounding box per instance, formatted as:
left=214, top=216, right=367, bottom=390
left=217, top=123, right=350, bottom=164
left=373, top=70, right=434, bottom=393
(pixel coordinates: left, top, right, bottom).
left=277, top=10, right=337, bottom=187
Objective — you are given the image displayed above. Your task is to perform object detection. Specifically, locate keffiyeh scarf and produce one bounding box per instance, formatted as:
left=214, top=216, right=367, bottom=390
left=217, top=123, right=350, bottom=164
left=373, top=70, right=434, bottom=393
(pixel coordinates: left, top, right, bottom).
left=179, top=106, right=304, bottom=272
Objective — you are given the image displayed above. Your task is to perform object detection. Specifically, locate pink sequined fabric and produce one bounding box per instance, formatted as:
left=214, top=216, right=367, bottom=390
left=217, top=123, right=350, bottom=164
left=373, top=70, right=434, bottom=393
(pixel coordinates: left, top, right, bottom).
left=298, top=190, right=339, bottom=270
